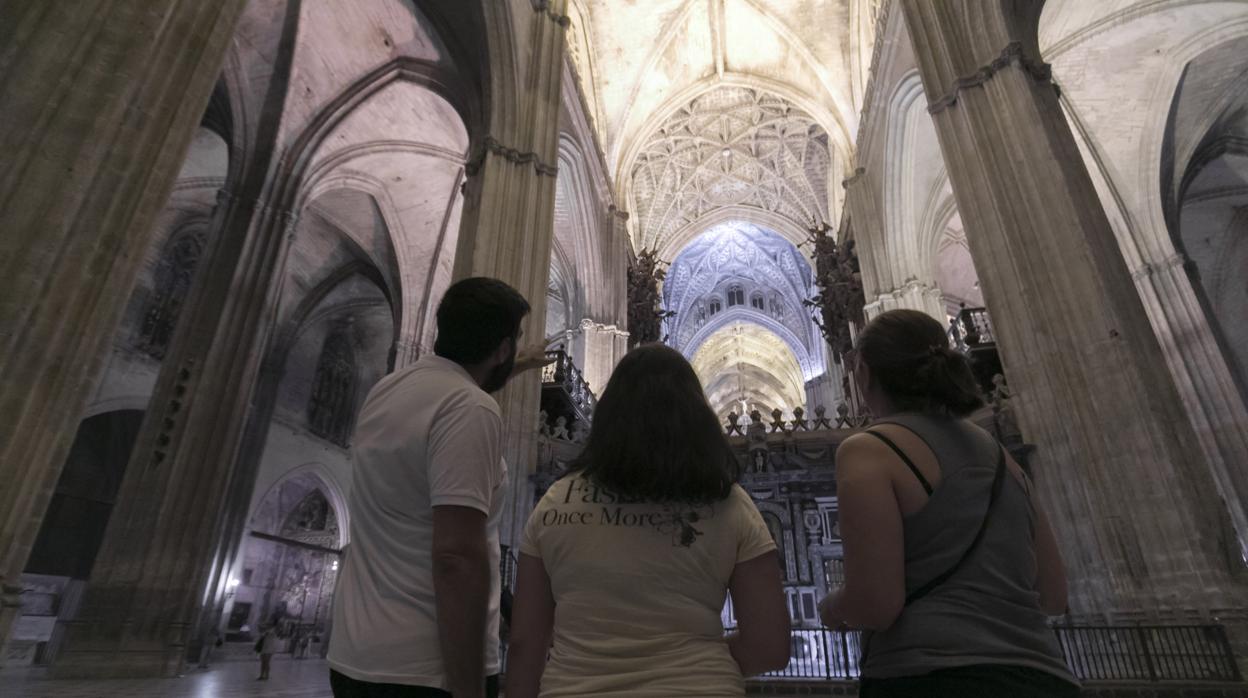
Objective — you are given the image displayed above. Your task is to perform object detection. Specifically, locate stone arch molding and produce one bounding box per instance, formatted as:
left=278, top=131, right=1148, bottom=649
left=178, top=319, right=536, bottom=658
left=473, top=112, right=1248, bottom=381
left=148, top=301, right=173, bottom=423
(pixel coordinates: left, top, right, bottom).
left=251, top=463, right=351, bottom=549
left=626, top=85, right=833, bottom=255
left=881, top=70, right=950, bottom=294
left=684, top=309, right=820, bottom=383
left=553, top=134, right=608, bottom=321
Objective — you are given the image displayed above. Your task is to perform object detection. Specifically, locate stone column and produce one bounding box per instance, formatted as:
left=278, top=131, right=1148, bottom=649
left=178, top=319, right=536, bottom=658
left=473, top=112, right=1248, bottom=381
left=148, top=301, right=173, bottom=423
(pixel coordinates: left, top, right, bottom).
left=1133, top=256, right=1248, bottom=559
left=454, top=2, right=569, bottom=549
left=50, top=1, right=302, bottom=676
left=900, top=0, right=1245, bottom=616
left=607, top=206, right=634, bottom=331
left=0, top=0, right=246, bottom=655
left=52, top=197, right=302, bottom=679
left=842, top=168, right=891, bottom=310
left=1063, top=72, right=1248, bottom=560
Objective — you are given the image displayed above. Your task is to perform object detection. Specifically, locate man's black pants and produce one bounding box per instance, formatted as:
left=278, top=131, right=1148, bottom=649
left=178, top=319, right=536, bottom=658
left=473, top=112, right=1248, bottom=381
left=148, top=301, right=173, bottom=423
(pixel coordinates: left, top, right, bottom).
left=330, top=670, right=499, bottom=698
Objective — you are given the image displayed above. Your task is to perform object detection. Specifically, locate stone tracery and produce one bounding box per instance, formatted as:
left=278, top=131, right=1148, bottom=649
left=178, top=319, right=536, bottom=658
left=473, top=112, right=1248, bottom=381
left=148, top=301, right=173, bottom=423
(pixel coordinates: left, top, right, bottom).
left=629, top=87, right=832, bottom=255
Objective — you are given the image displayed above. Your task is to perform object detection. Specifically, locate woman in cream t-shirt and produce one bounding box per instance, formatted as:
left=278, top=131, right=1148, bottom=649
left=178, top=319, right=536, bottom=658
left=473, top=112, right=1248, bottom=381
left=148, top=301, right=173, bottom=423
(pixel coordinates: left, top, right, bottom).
left=506, top=345, right=790, bottom=697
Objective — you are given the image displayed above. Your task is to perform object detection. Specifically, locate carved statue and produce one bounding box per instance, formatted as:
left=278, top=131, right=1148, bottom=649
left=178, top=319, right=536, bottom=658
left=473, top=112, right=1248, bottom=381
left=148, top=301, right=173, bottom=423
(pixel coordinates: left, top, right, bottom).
left=989, top=373, right=1022, bottom=444
left=627, top=248, right=676, bottom=347
left=551, top=415, right=570, bottom=441
left=803, top=223, right=865, bottom=362
left=538, top=409, right=550, bottom=437
left=743, top=409, right=763, bottom=447
left=570, top=419, right=589, bottom=444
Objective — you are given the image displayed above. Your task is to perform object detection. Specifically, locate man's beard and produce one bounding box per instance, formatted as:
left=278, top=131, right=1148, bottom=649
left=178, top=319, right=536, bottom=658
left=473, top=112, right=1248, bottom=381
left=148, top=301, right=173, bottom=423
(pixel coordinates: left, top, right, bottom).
left=481, top=350, right=516, bottom=394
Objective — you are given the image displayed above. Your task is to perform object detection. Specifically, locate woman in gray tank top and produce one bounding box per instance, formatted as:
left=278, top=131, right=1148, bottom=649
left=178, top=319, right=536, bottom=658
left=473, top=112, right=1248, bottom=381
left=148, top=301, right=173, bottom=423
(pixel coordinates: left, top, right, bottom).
left=818, top=310, right=1079, bottom=697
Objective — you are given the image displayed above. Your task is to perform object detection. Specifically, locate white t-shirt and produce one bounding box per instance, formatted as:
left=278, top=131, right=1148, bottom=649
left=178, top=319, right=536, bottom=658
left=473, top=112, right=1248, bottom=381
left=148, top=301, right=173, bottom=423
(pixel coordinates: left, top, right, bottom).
left=329, top=355, right=507, bottom=687
left=521, top=474, right=776, bottom=696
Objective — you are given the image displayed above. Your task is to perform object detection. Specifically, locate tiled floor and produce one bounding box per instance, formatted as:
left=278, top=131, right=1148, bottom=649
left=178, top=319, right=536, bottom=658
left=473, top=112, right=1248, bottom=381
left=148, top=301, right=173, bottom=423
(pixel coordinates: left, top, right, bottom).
left=1, top=657, right=334, bottom=698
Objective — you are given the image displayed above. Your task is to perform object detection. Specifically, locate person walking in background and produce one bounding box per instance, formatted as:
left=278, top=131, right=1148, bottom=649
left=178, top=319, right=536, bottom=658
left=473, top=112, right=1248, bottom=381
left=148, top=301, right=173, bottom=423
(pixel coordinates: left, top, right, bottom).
left=506, top=344, right=791, bottom=697
left=256, top=625, right=277, bottom=681
left=818, top=309, right=1078, bottom=697
left=328, top=277, right=551, bottom=698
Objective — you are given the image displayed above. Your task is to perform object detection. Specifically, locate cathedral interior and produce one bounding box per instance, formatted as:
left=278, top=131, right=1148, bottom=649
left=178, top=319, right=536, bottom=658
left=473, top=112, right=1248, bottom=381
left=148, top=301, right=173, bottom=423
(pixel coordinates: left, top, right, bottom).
left=3, top=0, right=1248, bottom=694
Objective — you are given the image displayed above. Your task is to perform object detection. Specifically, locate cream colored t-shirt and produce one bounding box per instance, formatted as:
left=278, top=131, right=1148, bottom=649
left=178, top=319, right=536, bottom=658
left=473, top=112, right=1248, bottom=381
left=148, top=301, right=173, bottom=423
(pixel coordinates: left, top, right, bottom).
left=520, top=474, right=776, bottom=697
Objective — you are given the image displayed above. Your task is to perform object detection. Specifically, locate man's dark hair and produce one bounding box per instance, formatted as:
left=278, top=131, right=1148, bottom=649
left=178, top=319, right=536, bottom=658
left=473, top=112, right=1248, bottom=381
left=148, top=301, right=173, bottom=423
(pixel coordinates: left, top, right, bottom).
left=568, top=343, right=741, bottom=503
left=434, top=277, right=530, bottom=364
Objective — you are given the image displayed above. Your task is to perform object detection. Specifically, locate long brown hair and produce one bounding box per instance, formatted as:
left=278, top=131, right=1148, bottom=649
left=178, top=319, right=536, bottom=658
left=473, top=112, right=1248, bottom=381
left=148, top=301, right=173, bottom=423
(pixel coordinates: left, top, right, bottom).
left=568, top=344, right=741, bottom=502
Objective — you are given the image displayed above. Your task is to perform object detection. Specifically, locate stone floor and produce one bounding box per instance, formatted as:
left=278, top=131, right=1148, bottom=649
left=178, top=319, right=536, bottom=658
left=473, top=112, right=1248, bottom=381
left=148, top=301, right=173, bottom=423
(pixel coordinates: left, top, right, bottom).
left=0, top=657, right=334, bottom=698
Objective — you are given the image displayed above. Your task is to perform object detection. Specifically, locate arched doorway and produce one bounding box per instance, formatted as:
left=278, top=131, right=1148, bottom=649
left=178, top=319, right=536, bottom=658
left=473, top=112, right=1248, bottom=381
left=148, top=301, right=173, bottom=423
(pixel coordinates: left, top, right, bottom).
left=12, top=410, right=144, bottom=666
left=227, top=472, right=344, bottom=656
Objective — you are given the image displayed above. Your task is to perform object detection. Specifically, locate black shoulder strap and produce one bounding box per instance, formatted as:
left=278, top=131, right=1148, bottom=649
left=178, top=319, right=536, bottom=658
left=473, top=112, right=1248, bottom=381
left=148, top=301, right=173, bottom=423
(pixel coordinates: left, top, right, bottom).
left=903, top=444, right=1008, bottom=606
left=863, top=429, right=934, bottom=495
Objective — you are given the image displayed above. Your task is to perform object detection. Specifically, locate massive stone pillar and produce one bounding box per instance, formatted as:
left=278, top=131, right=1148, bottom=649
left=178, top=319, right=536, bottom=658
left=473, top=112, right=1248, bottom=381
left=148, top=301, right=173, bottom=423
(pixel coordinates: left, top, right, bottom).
left=0, top=1, right=245, bottom=656
left=900, top=0, right=1245, bottom=617
left=50, top=2, right=302, bottom=678
left=453, top=2, right=569, bottom=548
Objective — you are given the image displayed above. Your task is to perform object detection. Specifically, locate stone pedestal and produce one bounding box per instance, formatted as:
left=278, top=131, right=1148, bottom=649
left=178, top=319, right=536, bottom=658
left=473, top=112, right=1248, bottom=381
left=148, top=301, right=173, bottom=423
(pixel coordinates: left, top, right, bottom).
left=900, top=0, right=1245, bottom=615
left=0, top=0, right=245, bottom=659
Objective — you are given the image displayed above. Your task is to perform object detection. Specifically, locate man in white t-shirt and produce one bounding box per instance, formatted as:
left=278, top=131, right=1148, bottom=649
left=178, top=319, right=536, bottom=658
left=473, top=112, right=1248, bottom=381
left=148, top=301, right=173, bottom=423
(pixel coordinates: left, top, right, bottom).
left=329, top=277, right=548, bottom=698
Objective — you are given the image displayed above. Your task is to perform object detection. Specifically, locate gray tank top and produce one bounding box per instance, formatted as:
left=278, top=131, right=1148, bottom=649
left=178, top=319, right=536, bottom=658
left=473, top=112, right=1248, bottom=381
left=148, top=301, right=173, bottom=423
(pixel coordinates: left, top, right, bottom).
left=860, top=413, right=1076, bottom=684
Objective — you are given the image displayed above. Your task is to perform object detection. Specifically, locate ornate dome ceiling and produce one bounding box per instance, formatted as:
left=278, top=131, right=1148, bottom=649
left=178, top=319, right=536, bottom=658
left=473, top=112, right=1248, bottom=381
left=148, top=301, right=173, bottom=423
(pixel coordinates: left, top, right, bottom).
left=565, top=0, right=874, bottom=165
left=663, top=221, right=817, bottom=367
left=690, top=321, right=807, bottom=420
left=629, top=86, right=832, bottom=255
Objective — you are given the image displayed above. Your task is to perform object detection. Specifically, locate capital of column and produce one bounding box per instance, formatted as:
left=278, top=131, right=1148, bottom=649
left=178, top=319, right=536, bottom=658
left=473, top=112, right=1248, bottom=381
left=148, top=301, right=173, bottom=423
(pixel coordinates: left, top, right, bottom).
left=216, top=188, right=296, bottom=230
left=842, top=167, right=867, bottom=189
left=928, top=42, right=1054, bottom=115
left=465, top=135, right=559, bottom=178
left=533, top=0, right=571, bottom=28
left=1131, top=252, right=1193, bottom=281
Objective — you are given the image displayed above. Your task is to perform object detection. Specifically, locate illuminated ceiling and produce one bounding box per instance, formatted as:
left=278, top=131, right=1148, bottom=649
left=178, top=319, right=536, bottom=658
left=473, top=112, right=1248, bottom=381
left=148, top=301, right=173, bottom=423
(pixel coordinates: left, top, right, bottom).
left=567, top=0, right=877, bottom=169
left=565, top=0, right=880, bottom=414
left=690, top=321, right=807, bottom=420
left=629, top=86, right=832, bottom=255
left=663, top=221, right=821, bottom=376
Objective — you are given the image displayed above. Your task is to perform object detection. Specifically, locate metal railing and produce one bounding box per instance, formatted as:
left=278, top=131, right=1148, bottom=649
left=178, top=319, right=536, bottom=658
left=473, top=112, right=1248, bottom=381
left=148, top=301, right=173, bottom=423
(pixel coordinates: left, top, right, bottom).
left=1054, top=624, right=1241, bottom=683
left=541, top=349, right=596, bottom=420
left=721, top=624, right=1241, bottom=683
left=955, top=305, right=996, bottom=347
left=725, top=626, right=863, bottom=680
